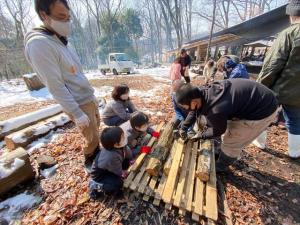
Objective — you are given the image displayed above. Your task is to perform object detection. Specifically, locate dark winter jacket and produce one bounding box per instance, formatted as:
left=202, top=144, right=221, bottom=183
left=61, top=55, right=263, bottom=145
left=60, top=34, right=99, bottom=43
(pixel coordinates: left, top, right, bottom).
left=101, top=99, right=137, bottom=120
left=257, top=23, right=300, bottom=107
left=91, top=146, right=132, bottom=182
left=180, top=79, right=278, bottom=138
left=227, top=64, right=249, bottom=79
left=120, top=120, right=154, bottom=149
left=179, top=55, right=192, bottom=76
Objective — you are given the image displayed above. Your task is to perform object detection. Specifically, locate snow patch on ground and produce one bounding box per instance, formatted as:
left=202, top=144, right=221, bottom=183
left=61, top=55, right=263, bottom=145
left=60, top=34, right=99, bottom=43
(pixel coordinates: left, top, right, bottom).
left=0, top=193, right=42, bottom=223
left=136, top=67, right=171, bottom=82
left=84, top=70, right=105, bottom=80
left=0, top=158, right=25, bottom=179
left=0, top=79, right=53, bottom=107
left=27, top=129, right=63, bottom=155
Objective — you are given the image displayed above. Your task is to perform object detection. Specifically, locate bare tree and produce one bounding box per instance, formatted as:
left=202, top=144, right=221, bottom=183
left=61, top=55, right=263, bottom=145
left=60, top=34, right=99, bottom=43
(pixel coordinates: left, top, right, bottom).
left=206, top=0, right=217, bottom=62
left=3, top=0, right=31, bottom=42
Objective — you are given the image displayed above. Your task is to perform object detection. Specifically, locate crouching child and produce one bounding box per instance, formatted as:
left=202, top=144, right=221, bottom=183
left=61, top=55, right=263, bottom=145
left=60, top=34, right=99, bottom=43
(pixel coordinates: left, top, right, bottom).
left=89, top=127, right=132, bottom=199
left=120, top=111, right=160, bottom=157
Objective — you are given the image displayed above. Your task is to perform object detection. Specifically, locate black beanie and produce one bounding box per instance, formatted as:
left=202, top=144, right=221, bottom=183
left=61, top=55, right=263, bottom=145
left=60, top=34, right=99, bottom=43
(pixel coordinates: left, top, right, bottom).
left=175, top=84, right=202, bottom=105
left=286, top=0, right=300, bottom=16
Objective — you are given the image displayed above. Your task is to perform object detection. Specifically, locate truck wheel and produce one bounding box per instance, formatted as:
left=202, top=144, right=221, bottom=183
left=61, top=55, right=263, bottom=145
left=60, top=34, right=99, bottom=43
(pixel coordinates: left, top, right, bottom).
left=101, top=70, right=106, bottom=75
left=127, top=72, right=130, bottom=74
left=113, top=69, right=118, bottom=75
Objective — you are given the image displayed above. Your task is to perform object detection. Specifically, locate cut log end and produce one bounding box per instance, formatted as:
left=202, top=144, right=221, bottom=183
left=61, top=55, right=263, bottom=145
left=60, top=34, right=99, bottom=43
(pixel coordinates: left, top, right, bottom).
left=195, top=171, right=210, bottom=182
left=145, top=158, right=162, bottom=176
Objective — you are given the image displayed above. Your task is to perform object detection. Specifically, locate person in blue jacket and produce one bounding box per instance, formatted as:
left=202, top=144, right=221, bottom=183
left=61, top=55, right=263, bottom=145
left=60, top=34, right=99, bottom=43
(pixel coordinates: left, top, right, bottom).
left=224, top=59, right=249, bottom=79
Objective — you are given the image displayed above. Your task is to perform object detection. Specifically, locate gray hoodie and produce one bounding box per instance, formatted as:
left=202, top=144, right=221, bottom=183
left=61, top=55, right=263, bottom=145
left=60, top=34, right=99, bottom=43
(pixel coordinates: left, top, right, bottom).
left=101, top=99, right=137, bottom=120
left=24, top=28, right=95, bottom=119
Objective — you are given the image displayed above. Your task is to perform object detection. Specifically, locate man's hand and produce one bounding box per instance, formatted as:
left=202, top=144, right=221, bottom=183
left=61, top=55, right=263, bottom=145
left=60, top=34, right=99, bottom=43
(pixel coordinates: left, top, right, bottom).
left=179, top=129, right=188, bottom=141
left=75, top=113, right=90, bottom=130
left=190, top=132, right=203, bottom=141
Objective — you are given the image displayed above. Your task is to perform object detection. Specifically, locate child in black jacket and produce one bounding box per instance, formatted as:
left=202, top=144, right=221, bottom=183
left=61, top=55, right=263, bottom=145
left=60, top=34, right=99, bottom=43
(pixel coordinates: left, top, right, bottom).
left=89, top=127, right=132, bottom=199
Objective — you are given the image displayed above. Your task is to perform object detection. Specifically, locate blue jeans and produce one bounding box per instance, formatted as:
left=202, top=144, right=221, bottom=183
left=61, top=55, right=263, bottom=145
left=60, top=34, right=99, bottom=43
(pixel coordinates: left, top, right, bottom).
left=103, top=116, right=127, bottom=126
left=171, top=93, right=187, bottom=121
left=283, top=105, right=300, bottom=135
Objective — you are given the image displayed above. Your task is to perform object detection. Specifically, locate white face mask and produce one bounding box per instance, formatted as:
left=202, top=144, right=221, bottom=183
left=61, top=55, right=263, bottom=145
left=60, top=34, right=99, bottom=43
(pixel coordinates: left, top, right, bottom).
left=50, top=18, right=71, bottom=37
left=120, top=94, right=129, bottom=100
left=137, top=125, right=148, bottom=132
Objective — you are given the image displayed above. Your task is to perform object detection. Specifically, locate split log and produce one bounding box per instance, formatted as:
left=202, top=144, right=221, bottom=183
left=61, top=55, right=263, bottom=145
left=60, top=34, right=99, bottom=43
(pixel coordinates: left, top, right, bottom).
left=129, top=122, right=164, bottom=172
left=0, top=104, right=62, bottom=141
left=195, top=140, right=212, bottom=182
left=0, top=147, right=35, bottom=195
left=5, top=113, right=70, bottom=150
left=145, top=118, right=176, bottom=176
left=23, top=73, right=45, bottom=91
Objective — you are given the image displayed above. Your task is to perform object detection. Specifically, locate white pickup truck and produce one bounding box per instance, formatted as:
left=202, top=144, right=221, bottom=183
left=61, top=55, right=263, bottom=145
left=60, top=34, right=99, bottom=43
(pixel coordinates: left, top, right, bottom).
left=99, top=53, right=134, bottom=75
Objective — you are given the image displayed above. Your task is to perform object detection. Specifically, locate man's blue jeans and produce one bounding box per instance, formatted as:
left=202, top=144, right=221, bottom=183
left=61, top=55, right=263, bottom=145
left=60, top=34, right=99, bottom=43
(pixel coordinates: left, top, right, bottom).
left=283, top=105, right=300, bottom=135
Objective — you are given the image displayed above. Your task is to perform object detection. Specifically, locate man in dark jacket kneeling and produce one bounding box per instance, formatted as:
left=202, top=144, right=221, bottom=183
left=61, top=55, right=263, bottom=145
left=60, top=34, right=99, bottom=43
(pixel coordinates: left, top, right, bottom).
left=175, top=79, right=279, bottom=172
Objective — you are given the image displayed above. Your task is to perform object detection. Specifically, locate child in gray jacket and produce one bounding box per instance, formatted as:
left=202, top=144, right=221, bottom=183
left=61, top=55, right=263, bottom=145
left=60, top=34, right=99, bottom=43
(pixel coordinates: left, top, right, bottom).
left=120, top=111, right=160, bottom=157
left=89, top=127, right=132, bottom=199
left=101, top=84, right=137, bottom=126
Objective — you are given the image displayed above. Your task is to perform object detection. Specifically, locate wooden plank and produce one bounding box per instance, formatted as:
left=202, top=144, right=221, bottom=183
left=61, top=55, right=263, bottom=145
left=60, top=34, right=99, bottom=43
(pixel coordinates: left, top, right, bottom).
left=205, top=142, right=218, bottom=221
left=124, top=171, right=136, bottom=188
left=130, top=159, right=149, bottom=191
left=0, top=148, right=35, bottom=195
left=153, top=172, right=167, bottom=206
left=137, top=172, right=151, bottom=194
left=163, top=139, right=177, bottom=175
left=185, top=142, right=198, bottom=211
left=194, top=141, right=210, bottom=216
left=130, top=122, right=164, bottom=172
left=0, top=104, right=62, bottom=141
left=173, top=141, right=192, bottom=208
left=161, top=139, right=185, bottom=204
left=5, top=113, right=70, bottom=150
left=144, top=175, right=158, bottom=200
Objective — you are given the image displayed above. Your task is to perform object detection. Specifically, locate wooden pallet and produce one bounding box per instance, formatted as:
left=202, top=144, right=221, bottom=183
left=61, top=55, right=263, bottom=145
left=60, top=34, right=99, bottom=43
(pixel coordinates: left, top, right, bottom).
left=125, top=139, right=218, bottom=224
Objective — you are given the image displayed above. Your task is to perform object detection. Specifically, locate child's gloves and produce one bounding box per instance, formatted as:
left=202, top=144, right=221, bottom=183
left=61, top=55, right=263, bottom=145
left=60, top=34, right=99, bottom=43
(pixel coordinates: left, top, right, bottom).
left=140, top=146, right=151, bottom=154
left=151, top=131, right=160, bottom=138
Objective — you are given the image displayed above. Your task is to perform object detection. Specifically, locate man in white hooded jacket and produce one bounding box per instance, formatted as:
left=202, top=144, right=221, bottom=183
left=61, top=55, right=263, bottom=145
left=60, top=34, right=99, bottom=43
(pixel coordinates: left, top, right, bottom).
left=24, top=0, right=100, bottom=170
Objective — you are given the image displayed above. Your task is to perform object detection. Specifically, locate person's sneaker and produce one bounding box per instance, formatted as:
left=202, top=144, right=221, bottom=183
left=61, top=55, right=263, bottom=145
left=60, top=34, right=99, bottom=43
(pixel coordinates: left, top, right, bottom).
left=89, top=180, right=105, bottom=200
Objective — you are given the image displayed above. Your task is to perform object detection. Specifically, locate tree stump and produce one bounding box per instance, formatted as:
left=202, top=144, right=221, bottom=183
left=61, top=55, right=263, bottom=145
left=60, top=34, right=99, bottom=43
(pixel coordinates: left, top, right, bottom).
left=0, top=148, right=35, bottom=195
left=145, top=118, right=176, bottom=176
left=23, top=73, right=45, bottom=91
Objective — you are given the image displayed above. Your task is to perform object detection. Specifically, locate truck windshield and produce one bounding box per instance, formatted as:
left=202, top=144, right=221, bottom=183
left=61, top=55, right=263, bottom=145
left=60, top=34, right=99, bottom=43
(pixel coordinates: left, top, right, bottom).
left=115, top=54, right=130, bottom=61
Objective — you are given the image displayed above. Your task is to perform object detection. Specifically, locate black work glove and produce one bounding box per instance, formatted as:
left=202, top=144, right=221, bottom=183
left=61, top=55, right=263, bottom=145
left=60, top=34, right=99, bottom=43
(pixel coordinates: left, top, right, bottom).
left=179, top=129, right=188, bottom=141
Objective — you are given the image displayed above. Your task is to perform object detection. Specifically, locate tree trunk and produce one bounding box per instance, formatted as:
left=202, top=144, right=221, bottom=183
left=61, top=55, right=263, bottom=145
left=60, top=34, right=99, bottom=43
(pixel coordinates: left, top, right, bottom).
left=145, top=119, right=176, bottom=176
left=205, top=0, right=217, bottom=62
left=0, top=147, right=35, bottom=195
